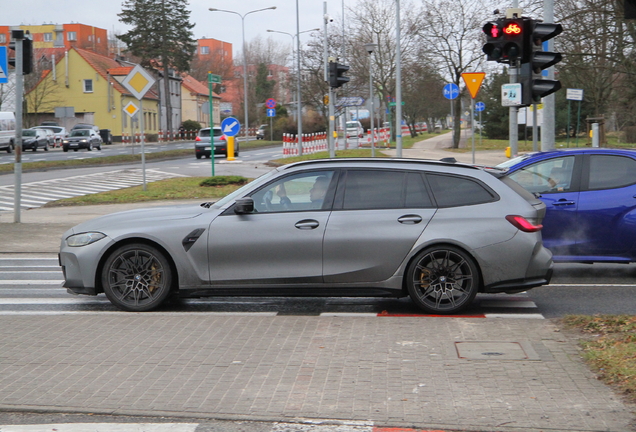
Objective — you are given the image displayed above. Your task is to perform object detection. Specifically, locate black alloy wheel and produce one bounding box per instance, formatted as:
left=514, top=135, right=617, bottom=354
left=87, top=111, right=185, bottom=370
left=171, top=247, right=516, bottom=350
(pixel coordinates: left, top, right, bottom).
left=406, top=246, right=480, bottom=314
left=101, top=243, right=173, bottom=312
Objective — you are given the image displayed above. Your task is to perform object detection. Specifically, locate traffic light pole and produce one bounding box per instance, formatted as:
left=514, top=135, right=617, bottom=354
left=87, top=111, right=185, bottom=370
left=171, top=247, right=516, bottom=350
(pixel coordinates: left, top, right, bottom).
left=541, top=0, right=556, bottom=151
left=13, top=33, right=24, bottom=223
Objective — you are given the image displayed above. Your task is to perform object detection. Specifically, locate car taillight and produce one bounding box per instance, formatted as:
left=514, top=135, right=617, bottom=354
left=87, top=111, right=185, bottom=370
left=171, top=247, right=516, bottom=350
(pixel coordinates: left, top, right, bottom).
left=219, top=135, right=226, bottom=141
left=195, top=136, right=201, bottom=141
left=506, top=215, right=542, bottom=232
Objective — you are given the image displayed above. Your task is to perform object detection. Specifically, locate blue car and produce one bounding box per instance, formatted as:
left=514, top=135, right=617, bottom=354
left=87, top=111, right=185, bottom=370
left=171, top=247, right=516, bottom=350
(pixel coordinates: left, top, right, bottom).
left=498, top=148, right=636, bottom=263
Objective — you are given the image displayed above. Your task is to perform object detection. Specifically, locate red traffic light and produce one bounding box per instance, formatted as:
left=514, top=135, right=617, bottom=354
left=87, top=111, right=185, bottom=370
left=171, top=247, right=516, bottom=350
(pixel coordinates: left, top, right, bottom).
left=503, top=22, right=522, bottom=35
left=483, top=22, right=501, bottom=38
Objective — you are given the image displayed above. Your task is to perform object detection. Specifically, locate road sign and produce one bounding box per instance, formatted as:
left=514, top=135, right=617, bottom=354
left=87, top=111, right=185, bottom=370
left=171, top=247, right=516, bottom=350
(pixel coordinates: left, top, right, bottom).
left=208, top=74, right=222, bottom=84
left=502, top=83, right=522, bottom=106
left=265, top=98, right=277, bottom=109
left=266, top=108, right=276, bottom=117
left=336, top=96, right=365, bottom=107
left=388, top=101, right=405, bottom=107
left=443, top=83, right=459, bottom=100
left=462, top=72, right=486, bottom=99
left=123, top=102, right=139, bottom=118
left=221, top=117, right=240, bottom=137
left=121, top=64, right=156, bottom=100
left=566, top=88, right=584, bottom=101
left=0, top=47, right=7, bottom=84
left=475, top=102, right=486, bottom=112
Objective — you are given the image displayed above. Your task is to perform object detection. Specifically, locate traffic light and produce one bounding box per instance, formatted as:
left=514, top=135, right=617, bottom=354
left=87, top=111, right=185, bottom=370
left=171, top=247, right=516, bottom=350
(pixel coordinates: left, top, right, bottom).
left=482, top=18, right=526, bottom=64
left=8, top=32, right=33, bottom=75
left=328, top=61, right=349, bottom=88
left=520, top=20, right=563, bottom=105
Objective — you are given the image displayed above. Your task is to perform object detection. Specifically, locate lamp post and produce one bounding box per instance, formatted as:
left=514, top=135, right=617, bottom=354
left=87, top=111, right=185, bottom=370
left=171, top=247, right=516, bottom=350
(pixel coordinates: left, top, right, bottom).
left=267, top=27, right=319, bottom=155
left=364, top=43, right=377, bottom=157
left=209, top=6, right=276, bottom=141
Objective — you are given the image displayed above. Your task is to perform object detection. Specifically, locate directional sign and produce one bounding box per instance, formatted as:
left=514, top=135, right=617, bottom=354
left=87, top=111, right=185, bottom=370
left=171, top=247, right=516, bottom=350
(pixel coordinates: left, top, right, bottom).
left=265, top=98, right=277, bottom=109
left=221, top=117, right=240, bottom=137
left=266, top=108, right=276, bottom=117
left=208, top=74, right=222, bottom=84
left=0, top=47, right=7, bottom=84
left=121, top=64, right=156, bottom=100
left=336, top=96, right=365, bottom=107
left=566, top=88, right=584, bottom=101
left=462, top=72, right=486, bottom=99
left=475, top=102, right=486, bottom=112
left=443, top=83, right=459, bottom=100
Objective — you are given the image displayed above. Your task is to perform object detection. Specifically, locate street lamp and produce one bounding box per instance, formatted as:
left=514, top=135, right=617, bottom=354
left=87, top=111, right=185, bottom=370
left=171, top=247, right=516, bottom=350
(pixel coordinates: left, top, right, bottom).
left=364, top=42, right=377, bottom=157
left=209, top=6, right=276, bottom=141
left=266, top=27, right=319, bottom=147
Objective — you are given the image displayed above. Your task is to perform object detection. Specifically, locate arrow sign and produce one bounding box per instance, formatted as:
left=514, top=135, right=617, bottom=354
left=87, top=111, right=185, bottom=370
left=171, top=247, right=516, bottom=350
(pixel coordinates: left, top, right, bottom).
left=221, top=117, right=240, bottom=137
left=475, top=102, right=486, bottom=112
left=443, top=83, right=459, bottom=100
left=462, top=72, right=486, bottom=99
left=0, top=47, right=7, bottom=84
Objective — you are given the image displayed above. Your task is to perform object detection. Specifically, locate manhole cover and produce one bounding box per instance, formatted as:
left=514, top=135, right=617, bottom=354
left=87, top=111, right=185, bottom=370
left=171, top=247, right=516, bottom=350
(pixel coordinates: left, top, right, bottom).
left=455, top=341, right=534, bottom=360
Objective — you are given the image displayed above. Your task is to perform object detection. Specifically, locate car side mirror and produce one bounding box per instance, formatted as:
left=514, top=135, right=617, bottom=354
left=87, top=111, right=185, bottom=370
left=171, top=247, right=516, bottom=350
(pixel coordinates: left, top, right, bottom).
left=234, top=197, right=254, bottom=214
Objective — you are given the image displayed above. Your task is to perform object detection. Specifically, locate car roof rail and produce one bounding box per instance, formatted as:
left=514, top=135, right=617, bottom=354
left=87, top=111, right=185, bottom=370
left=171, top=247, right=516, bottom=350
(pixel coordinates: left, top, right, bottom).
left=281, top=158, right=481, bottom=171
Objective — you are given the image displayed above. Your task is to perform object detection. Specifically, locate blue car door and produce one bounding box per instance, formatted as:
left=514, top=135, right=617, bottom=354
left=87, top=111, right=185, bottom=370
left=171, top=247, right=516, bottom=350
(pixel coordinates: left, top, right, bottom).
left=575, top=154, right=636, bottom=260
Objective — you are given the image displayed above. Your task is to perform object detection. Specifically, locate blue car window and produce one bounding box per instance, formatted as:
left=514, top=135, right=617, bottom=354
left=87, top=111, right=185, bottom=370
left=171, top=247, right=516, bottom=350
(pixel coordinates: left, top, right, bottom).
left=588, top=155, right=636, bottom=190
left=508, top=156, right=575, bottom=194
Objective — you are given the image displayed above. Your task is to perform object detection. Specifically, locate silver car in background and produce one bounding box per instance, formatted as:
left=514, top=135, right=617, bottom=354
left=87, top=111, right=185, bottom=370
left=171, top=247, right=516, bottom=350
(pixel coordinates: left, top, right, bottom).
left=59, top=159, right=553, bottom=314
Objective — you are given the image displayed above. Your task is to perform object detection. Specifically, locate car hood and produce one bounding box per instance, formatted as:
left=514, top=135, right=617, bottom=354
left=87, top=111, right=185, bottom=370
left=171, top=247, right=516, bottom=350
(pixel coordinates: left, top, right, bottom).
left=68, top=203, right=217, bottom=234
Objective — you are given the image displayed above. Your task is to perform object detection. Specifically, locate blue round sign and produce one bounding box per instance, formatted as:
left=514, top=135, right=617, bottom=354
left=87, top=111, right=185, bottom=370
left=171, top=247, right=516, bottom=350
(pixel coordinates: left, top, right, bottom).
left=221, top=117, right=241, bottom=137
left=443, top=83, right=459, bottom=100
left=475, top=102, right=486, bottom=112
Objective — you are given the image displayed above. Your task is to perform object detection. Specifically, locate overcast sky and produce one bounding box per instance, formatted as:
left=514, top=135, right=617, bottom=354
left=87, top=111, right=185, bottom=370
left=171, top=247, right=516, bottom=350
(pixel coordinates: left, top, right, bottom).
left=6, top=0, right=356, bottom=53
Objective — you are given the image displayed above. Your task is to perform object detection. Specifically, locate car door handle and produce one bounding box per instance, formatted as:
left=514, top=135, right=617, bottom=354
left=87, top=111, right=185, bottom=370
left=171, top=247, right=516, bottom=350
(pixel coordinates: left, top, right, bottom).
left=552, top=199, right=575, bottom=206
left=295, top=219, right=320, bottom=230
left=397, top=215, right=423, bottom=224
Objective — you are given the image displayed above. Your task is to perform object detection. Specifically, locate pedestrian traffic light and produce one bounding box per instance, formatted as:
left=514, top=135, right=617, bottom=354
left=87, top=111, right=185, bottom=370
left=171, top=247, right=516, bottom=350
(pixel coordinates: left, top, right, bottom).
left=8, top=31, right=33, bottom=75
left=520, top=20, right=563, bottom=105
left=482, top=18, right=526, bottom=64
left=328, top=61, right=349, bottom=88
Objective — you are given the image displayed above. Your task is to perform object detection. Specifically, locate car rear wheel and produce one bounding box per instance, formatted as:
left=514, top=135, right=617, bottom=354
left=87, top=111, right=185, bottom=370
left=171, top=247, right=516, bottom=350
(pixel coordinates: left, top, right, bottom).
left=102, top=243, right=173, bottom=312
left=406, top=246, right=479, bottom=314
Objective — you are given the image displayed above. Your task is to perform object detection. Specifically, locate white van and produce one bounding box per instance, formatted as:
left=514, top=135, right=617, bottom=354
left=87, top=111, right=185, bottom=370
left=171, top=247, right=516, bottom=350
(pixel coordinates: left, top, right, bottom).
left=0, top=112, right=16, bottom=153
left=345, top=120, right=364, bottom=138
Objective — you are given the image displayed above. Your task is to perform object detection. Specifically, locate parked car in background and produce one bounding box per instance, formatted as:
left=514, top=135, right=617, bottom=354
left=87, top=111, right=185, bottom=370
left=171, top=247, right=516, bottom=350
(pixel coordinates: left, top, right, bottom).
left=195, top=126, right=238, bottom=158
left=31, top=126, right=67, bottom=147
left=256, top=124, right=267, bottom=140
left=62, top=129, right=102, bottom=152
left=71, top=123, right=100, bottom=133
left=345, top=121, right=364, bottom=138
left=22, top=129, right=50, bottom=151
left=0, top=111, right=16, bottom=153
left=40, top=121, right=60, bottom=126
left=499, top=148, right=636, bottom=263
left=59, top=158, right=552, bottom=313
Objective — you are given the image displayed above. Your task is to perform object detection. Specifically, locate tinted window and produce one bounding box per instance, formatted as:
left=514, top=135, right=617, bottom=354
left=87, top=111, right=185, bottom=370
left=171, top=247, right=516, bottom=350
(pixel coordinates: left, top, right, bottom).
left=588, top=155, right=636, bottom=190
left=199, top=129, right=223, bottom=138
left=427, top=174, right=497, bottom=207
left=507, top=156, right=575, bottom=194
left=251, top=171, right=335, bottom=212
left=343, top=170, right=405, bottom=210
left=405, top=172, right=433, bottom=208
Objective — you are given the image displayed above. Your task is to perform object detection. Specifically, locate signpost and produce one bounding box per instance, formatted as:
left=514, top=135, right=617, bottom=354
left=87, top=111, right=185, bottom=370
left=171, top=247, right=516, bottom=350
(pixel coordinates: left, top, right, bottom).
left=443, top=83, right=459, bottom=128
left=207, top=73, right=221, bottom=176
left=121, top=65, right=155, bottom=191
left=461, top=72, right=486, bottom=164
left=475, top=101, right=485, bottom=149
left=566, top=88, right=584, bottom=148
left=221, top=116, right=240, bottom=162
left=0, top=47, right=8, bottom=84
left=265, top=98, right=276, bottom=141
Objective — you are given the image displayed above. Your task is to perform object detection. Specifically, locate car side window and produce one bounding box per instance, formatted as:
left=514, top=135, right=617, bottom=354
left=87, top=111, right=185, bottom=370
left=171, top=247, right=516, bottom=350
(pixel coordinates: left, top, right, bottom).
left=507, top=156, right=575, bottom=194
left=405, top=172, right=434, bottom=208
left=588, top=155, right=636, bottom=190
left=342, top=170, right=405, bottom=210
left=251, top=171, right=335, bottom=213
left=426, top=173, right=497, bottom=207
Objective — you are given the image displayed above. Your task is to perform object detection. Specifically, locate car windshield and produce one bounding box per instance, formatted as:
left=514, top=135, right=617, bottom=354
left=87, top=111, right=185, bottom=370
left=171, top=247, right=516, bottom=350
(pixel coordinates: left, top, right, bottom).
left=346, top=122, right=359, bottom=129
left=39, top=127, right=62, bottom=133
left=496, top=153, right=536, bottom=169
left=70, top=130, right=89, bottom=137
left=199, top=129, right=223, bottom=138
left=22, top=130, right=36, bottom=137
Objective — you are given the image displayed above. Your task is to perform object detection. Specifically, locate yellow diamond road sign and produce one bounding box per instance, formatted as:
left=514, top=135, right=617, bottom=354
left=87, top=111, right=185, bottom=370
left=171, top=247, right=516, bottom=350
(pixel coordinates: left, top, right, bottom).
left=124, top=101, right=139, bottom=118
left=122, top=64, right=156, bottom=100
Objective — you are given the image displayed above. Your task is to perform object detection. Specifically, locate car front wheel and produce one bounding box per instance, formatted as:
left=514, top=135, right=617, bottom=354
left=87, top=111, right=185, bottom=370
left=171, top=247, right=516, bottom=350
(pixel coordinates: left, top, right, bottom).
left=406, top=246, right=479, bottom=314
left=102, top=243, right=173, bottom=312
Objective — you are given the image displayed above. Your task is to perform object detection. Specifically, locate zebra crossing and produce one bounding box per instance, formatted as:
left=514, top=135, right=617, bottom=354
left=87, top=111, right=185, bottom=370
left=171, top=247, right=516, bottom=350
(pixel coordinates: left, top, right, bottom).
left=0, top=254, right=545, bottom=317
left=0, top=168, right=187, bottom=212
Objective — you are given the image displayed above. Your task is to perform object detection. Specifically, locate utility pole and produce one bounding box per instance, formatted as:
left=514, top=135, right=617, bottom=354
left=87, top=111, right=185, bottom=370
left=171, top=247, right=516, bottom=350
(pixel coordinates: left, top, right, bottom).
left=541, top=0, right=556, bottom=151
left=12, top=30, right=24, bottom=223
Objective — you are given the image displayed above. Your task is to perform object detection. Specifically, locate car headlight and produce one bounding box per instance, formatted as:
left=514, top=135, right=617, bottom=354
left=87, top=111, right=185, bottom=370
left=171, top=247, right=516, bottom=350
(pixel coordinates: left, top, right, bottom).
left=66, top=232, right=106, bottom=247
left=80, top=139, right=87, bottom=143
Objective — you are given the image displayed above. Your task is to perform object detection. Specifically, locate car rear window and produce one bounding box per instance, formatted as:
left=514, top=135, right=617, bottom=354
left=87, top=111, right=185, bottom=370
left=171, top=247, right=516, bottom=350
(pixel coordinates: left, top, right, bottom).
left=199, top=129, right=223, bottom=138
left=588, top=155, right=636, bottom=190
left=23, top=130, right=36, bottom=137
left=426, top=173, right=497, bottom=207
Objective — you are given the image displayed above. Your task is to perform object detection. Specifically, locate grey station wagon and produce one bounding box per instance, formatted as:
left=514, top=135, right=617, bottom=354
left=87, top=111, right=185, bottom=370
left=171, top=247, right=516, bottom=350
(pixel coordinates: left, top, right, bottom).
left=59, top=159, right=553, bottom=314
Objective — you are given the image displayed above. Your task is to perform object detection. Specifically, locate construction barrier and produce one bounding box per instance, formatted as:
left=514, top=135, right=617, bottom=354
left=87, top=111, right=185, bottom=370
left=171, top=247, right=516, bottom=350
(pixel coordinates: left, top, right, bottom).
left=282, top=132, right=328, bottom=158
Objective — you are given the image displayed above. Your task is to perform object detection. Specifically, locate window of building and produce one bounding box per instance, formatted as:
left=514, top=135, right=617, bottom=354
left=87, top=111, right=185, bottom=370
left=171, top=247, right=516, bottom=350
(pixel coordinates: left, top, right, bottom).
left=200, top=46, right=209, bottom=55
left=88, top=35, right=93, bottom=42
left=83, top=79, right=93, bottom=93
left=67, top=31, right=77, bottom=42
left=0, top=34, right=5, bottom=44
left=43, top=33, right=53, bottom=42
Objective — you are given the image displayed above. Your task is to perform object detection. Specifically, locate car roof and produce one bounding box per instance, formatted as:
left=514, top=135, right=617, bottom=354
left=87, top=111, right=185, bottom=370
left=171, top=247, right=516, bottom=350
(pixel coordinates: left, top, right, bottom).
left=280, top=158, right=483, bottom=173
